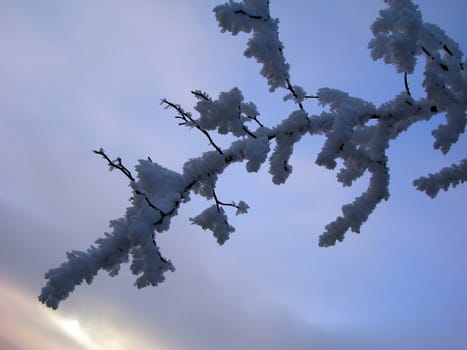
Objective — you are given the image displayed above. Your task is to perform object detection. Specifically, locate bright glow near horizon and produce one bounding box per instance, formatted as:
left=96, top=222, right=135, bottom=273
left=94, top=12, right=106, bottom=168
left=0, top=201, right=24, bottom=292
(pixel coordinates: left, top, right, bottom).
left=0, top=280, right=173, bottom=350
left=55, top=318, right=95, bottom=349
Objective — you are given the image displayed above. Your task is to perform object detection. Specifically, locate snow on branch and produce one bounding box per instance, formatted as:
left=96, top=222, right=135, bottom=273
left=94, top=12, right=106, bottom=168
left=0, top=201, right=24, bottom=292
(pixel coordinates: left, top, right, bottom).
left=40, top=0, right=466, bottom=309
left=213, top=0, right=290, bottom=92
left=413, top=158, right=467, bottom=198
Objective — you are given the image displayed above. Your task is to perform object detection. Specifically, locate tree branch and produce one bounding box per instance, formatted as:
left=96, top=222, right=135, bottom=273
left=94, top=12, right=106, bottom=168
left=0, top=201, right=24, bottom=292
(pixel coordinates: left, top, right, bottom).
left=404, top=72, right=412, bottom=98
left=93, top=148, right=135, bottom=181
left=93, top=148, right=168, bottom=222
left=40, top=0, right=466, bottom=309
left=162, top=99, right=224, bottom=155
left=233, top=9, right=264, bottom=20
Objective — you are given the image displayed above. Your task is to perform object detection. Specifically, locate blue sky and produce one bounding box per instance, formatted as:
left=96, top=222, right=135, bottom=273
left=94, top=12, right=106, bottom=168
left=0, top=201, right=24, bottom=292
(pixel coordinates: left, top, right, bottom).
left=1, top=1, right=466, bottom=349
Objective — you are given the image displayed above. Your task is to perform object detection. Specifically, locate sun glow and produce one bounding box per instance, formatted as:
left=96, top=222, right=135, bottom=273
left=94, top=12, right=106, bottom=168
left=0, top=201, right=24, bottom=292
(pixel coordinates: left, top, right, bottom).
left=59, top=319, right=89, bottom=342
left=0, top=280, right=174, bottom=350
left=56, top=318, right=95, bottom=349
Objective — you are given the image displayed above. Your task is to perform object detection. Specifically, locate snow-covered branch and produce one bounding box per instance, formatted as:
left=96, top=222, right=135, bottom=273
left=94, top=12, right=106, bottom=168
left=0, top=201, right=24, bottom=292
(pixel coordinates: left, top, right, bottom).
left=413, top=158, right=467, bottom=198
left=40, top=0, right=465, bottom=309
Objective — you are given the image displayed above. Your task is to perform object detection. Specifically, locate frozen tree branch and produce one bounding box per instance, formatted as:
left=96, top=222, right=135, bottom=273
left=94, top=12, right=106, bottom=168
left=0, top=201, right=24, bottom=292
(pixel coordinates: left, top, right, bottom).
left=161, top=98, right=225, bottom=155
left=413, top=158, right=467, bottom=198
left=40, top=0, right=466, bottom=309
left=93, top=148, right=167, bottom=221
left=93, top=148, right=135, bottom=181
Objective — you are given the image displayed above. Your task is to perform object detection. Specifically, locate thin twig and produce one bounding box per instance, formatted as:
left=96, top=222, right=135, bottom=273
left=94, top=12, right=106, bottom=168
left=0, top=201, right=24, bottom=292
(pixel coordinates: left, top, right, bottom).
left=191, top=90, right=210, bottom=100
left=443, top=44, right=453, bottom=56
left=243, top=125, right=257, bottom=138
left=93, top=148, right=170, bottom=244
left=162, top=99, right=224, bottom=155
left=212, top=187, right=240, bottom=213
left=421, top=45, right=449, bottom=71
left=93, top=149, right=135, bottom=181
left=421, top=46, right=433, bottom=58
left=234, top=10, right=263, bottom=20
left=404, top=72, right=412, bottom=97
left=286, top=79, right=304, bottom=110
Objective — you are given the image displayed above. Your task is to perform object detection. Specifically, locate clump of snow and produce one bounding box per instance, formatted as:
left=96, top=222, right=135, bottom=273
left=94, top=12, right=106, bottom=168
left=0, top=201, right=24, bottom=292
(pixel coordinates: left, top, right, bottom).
left=269, top=110, right=309, bottom=184
left=191, top=205, right=235, bottom=245
left=194, top=88, right=260, bottom=137
left=369, top=0, right=423, bottom=73
left=414, top=158, right=467, bottom=198
left=235, top=200, right=249, bottom=215
left=214, top=0, right=290, bottom=91
left=244, top=135, right=270, bottom=172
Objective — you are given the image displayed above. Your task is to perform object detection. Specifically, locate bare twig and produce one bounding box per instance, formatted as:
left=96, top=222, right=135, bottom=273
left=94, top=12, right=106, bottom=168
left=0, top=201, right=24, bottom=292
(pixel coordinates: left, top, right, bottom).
left=191, top=90, right=210, bottom=100
left=93, top=148, right=169, bottom=242
left=246, top=114, right=265, bottom=128
left=421, top=45, right=449, bottom=71
left=93, top=148, right=135, bottom=181
left=404, top=72, right=412, bottom=97
left=286, top=79, right=304, bottom=110
left=243, top=125, right=257, bottom=138
left=234, top=10, right=264, bottom=20
left=162, top=99, right=224, bottom=155
left=421, top=45, right=433, bottom=58
left=443, top=44, right=453, bottom=56
left=212, top=187, right=241, bottom=213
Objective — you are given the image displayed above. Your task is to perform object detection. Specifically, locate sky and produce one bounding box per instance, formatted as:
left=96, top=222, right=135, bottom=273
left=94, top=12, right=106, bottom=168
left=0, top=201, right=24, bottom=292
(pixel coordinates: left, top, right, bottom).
left=1, top=0, right=466, bottom=349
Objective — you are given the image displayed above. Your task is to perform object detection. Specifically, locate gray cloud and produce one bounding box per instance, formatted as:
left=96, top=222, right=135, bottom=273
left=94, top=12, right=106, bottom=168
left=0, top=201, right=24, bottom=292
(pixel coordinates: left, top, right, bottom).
left=0, top=337, right=21, bottom=350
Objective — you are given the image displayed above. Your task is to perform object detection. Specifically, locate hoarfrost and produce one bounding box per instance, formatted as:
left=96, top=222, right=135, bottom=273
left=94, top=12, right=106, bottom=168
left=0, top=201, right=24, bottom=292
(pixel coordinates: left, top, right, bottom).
left=40, top=0, right=466, bottom=308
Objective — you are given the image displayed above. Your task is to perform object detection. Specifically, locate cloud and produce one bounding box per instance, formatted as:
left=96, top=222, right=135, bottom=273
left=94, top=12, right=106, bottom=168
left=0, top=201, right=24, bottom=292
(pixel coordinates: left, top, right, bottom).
left=0, top=282, right=84, bottom=350
left=0, top=279, right=176, bottom=350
